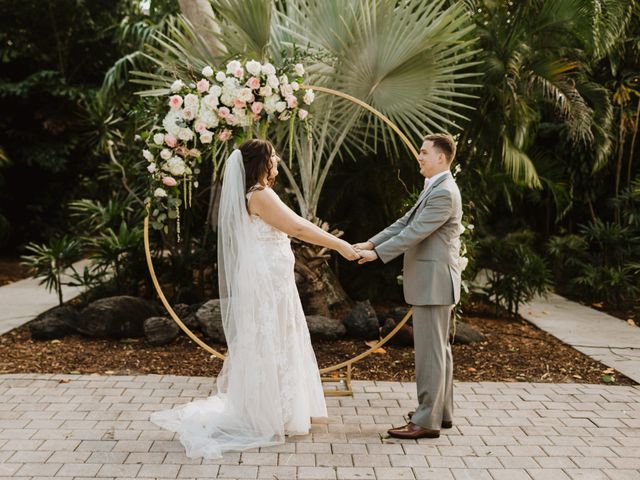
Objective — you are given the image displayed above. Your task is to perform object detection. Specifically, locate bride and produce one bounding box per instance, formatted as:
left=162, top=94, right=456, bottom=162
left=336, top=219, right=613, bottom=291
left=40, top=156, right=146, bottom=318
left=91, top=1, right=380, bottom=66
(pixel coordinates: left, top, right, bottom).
left=149, top=139, right=360, bottom=459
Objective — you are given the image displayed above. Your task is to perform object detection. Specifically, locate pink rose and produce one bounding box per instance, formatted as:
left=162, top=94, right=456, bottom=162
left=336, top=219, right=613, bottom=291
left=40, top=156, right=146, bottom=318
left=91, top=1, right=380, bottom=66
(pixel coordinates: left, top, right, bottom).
left=162, top=176, right=177, bottom=187
left=169, top=95, right=183, bottom=109
left=233, top=67, right=244, bottom=78
left=189, top=148, right=201, bottom=157
left=286, top=94, right=298, bottom=108
left=218, top=129, right=232, bottom=142
left=251, top=102, right=264, bottom=115
left=246, top=76, right=261, bottom=90
left=164, top=134, right=177, bottom=147
left=218, top=107, right=230, bottom=118
left=298, top=108, right=309, bottom=120
left=194, top=121, right=206, bottom=133
left=233, top=99, right=246, bottom=109
left=196, top=78, right=210, bottom=93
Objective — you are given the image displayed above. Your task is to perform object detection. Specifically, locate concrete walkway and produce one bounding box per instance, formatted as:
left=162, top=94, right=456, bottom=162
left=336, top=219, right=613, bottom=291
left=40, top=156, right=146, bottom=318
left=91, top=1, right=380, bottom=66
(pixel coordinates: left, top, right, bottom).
left=0, top=374, right=638, bottom=480
left=0, top=260, right=92, bottom=336
left=521, top=293, right=640, bottom=384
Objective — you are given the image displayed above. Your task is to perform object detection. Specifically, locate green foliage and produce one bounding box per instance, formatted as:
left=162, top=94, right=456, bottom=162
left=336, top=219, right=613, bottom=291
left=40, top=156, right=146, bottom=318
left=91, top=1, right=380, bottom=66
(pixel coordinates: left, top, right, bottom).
left=479, top=231, right=553, bottom=317
left=547, top=215, right=640, bottom=309
left=20, top=235, right=83, bottom=305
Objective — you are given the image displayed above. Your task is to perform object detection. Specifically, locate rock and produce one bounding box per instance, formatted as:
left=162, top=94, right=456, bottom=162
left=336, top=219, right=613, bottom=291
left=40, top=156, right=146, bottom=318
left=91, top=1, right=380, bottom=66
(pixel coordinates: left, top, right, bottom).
left=76, top=295, right=158, bottom=338
left=172, top=303, right=200, bottom=330
left=380, top=317, right=414, bottom=346
left=343, top=300, right=379, bottom=340
left=29, top=305, right=79, bottom=340
left=144, top=316, right=180, bottom=345
left=452, top=321, right=485, bottom=344
left=305, top=315, right=346, bottom=340
left=389, top=306, right=412, bottom=325
left=196, top=299, right=226, bottom=343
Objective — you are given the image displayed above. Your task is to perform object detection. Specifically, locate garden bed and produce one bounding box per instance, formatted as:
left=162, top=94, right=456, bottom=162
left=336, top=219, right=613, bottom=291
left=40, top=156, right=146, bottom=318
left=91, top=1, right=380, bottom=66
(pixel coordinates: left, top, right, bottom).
left=0, top=299, right=635, bottom=386
left=0, top=257, right=32, bottom=286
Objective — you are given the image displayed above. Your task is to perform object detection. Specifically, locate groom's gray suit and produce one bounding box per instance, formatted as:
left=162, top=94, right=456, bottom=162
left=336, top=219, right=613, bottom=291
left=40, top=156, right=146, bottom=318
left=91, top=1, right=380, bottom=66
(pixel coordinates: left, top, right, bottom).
left=369, top=170, right=462, bottom=430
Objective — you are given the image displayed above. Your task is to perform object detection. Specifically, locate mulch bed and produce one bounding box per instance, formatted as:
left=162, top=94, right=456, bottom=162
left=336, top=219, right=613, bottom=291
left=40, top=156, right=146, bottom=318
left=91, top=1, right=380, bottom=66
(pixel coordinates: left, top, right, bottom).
left=0, top=257, right=32, bottom=286
left=0, top=299, right=635, bottom=386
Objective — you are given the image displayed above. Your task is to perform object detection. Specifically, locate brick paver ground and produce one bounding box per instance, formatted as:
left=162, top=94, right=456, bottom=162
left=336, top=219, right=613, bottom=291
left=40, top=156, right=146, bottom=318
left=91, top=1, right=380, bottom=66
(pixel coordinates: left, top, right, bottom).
left=0, top=374, right=638, bottom=480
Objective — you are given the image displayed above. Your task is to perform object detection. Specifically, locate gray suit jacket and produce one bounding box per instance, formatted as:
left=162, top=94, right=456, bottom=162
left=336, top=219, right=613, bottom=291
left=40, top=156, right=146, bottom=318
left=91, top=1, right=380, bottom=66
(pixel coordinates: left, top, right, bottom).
left=369, top=171, right=463, bottom=306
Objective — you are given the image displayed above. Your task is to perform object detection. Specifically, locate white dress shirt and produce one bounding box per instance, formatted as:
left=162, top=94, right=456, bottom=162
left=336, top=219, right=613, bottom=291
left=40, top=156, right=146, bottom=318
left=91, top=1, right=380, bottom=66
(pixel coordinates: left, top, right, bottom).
left=424, top=170, right=449, bottom=191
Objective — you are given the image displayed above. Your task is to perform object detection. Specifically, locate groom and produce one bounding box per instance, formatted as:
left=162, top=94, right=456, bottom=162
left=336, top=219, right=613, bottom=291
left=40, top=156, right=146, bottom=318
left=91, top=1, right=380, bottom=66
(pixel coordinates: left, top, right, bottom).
left=354, top=132, right=462, bottom=439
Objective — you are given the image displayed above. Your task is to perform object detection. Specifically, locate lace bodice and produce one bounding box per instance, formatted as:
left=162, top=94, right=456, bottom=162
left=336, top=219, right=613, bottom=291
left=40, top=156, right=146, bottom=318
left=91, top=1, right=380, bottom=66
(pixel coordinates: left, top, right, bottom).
left=246, top=188, right=289, bottom=242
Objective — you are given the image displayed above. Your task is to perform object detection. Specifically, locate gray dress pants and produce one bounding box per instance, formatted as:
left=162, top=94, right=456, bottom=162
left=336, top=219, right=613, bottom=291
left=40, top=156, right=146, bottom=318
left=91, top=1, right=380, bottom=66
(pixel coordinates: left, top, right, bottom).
left=410, top=305, right=454, bottom=430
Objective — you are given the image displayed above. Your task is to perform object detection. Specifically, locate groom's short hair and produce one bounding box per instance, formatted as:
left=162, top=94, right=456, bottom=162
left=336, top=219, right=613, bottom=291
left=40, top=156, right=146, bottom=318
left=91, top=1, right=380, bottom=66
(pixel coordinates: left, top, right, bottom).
left=423, top=133, right=456, bottom=164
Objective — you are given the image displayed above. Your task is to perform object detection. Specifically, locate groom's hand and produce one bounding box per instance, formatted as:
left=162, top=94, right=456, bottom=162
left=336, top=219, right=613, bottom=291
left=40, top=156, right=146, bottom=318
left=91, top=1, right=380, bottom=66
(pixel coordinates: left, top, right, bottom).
left=357, top=249, right=378, bottom=265
left=353, top=241, right=374, bottom=251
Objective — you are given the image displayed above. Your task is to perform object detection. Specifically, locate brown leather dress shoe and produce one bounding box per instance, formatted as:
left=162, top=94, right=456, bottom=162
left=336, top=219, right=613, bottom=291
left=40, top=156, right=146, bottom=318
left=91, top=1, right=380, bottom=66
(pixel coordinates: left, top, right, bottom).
left=387, top=422, right=440, bottom=439
left=407, top=411, right=453, bottom=429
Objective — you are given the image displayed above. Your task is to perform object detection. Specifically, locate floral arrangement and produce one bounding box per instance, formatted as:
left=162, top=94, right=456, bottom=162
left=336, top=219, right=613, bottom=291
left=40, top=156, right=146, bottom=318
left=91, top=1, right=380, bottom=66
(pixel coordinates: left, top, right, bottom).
left=141, top=59, right=316, bottom=239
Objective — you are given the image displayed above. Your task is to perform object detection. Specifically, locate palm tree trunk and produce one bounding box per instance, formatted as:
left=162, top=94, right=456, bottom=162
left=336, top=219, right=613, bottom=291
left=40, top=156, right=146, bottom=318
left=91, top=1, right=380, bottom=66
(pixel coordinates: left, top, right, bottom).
left=627, top=99, right=640, bottom=190
left=178, top=0, right=226, bottom=57
left=614, top=112, right=625, bottom=224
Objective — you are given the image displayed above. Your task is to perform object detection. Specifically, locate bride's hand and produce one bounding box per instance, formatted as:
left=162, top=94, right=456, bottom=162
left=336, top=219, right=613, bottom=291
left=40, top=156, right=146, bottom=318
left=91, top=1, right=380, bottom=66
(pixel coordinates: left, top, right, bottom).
left=337, top=241, right=361, bottom=261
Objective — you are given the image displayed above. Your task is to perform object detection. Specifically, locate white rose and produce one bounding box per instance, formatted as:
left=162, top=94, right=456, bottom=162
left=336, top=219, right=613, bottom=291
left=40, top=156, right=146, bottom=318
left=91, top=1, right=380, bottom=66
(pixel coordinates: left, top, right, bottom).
left=237, top=87, right=254, bottom=103
left=275, top=101, right=287, bottom=113
left=245, top=60, right=261, bottom=76
left=201, top=66, right=214, bottom=77
left=181, top=107, right=196, bottom=121
left=203, top=94, right=219, bottom=109
left=291, top=81, right=300, bottom=91
left=208, top=84, right=222, bottom=97
left=193, top=180, right=199, bottom=188
left=264, top=95, right=279, bottom=114
left=162, top=110, right=182, bottom=136
left=223, top=77, right=239, bottom=90
left=178, top=128, right=194, bottom=141
left=147, top=162, right=157, bottom=173
left=267, top=75, right=279, bottom=88
left=280, top=83, right=293, bottom=96
left=184, top=93, right=199, bottom=109
left=170, top=79, right=184, bottom=92
left=226, top=60, right=241, bottom=74
left=215, top=71, right=226, bottom=82
left=154, top=187, right=167, bottom=198
left=142, top=149, right=154, bottom=162
left=261, top=62, right=276, bottom=76
left=167, top=156, right=186, bottom=176
left=458, top=257, right=469, bottom=272
left=153, top=133, right=164, bottom=145
left=294, top=63, right=305, bottom=76
left=278, top=110, right=291, bottom=121
left=160, top=148, right=172, bottom=160
left=259, top=85, right=273, bottom=97
left=200, top=130, right=213, bottom=144
left=279, top=74, right=288, bottom=85
left=220, top=92, right=235, bottom=107
left=303, top=89, right=315, bottom=105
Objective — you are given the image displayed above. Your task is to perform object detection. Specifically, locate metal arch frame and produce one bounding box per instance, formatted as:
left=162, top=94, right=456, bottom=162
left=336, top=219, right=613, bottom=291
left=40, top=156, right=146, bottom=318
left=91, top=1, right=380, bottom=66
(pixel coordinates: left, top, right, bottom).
left=143, top=84, right=418, bottom=396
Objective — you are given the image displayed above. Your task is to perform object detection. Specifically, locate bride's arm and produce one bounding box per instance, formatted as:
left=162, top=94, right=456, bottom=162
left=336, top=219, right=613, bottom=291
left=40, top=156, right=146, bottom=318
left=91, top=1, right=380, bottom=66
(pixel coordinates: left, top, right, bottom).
left=249, top=188, right=360, bottom=260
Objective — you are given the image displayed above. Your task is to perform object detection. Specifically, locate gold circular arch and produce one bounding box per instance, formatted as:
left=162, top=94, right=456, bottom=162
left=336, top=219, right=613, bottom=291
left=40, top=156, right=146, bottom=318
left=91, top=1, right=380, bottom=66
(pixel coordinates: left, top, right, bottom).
left=143, top=84, right=419, bottom=392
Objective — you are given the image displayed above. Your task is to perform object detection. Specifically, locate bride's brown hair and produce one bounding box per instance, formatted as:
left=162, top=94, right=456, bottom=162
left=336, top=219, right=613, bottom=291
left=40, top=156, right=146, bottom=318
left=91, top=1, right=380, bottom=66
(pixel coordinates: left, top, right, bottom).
left=238, top=139, right=276, bottom=196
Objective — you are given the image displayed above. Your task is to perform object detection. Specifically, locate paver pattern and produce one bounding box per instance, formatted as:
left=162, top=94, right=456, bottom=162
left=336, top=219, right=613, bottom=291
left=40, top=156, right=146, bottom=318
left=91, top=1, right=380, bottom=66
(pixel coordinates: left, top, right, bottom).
left=1, top=374, right=638, bottom=479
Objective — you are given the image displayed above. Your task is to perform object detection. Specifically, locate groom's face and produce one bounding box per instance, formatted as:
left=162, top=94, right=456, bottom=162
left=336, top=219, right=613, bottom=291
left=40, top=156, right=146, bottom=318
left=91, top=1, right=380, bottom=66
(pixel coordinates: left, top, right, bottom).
left=418, top=140, right=446, bottom=178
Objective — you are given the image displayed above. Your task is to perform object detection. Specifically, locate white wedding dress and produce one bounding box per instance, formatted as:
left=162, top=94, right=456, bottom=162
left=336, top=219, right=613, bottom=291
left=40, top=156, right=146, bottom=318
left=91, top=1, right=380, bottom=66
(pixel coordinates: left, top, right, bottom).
left=149, top=150, right=327, bottom=459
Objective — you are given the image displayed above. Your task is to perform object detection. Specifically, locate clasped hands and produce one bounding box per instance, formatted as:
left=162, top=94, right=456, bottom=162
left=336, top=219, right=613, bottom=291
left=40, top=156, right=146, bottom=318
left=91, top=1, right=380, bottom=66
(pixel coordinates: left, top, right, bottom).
left=339, top=240, right=378, bottom=264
